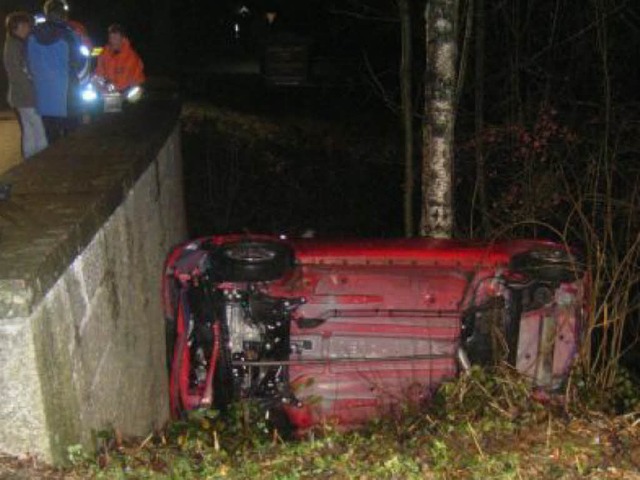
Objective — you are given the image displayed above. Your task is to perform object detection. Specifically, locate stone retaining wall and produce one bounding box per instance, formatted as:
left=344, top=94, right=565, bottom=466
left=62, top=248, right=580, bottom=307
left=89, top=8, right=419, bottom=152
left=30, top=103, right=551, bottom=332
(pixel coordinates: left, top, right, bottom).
left=0, top=99, right=186, bottom=464
left=0, top=111, right=22, bottom=173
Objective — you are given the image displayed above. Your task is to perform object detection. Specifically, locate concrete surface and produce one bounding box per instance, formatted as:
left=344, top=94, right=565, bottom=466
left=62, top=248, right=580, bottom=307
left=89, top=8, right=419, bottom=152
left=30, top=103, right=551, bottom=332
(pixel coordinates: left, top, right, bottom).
left=0, top=98, right=186, bottom=464
left=0, top=110, right=22, bottom=174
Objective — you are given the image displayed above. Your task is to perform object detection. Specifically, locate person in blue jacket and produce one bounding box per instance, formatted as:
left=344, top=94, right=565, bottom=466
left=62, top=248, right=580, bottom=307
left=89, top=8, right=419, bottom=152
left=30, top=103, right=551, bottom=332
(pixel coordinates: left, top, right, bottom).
left=27, top=0, right=87, bottom=144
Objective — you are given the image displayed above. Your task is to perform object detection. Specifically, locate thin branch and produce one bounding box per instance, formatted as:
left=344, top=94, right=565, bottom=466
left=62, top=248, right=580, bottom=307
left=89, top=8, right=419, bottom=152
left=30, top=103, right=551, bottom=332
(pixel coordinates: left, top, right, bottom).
left=362, top=52, right=400, bottom=114
left=527, top=0, right=629, bottom=65
left=484, top=0, right=629, bottom=84
left=328, top=8, right=399, bottom=23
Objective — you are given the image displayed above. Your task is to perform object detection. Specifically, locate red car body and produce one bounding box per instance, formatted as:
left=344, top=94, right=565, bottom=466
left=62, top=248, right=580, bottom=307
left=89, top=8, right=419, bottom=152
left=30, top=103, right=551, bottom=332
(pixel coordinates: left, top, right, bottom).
left=163, top=235, right=586, bottom=432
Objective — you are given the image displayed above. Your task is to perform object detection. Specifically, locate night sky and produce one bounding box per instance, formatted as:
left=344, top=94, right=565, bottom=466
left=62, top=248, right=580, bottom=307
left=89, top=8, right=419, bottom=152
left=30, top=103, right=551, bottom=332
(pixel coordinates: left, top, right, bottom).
left=0, top=0, right=397, bottom=79
left=3, top=1, right=640, bottom=103
left=3, top=0, right=640, bottom=236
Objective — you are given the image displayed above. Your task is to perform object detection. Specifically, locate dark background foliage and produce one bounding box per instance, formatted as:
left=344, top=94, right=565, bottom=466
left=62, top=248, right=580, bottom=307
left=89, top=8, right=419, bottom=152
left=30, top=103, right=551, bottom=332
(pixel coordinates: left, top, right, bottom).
left=2, top=0, right=640, bottom=242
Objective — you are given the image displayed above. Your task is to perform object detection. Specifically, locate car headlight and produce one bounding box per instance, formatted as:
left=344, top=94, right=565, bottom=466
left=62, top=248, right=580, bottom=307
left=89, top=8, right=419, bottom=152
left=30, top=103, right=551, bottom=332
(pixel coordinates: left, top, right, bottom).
left=126, top=86, right=143, bottom=103
left=81, top=88, right=98, bottom=102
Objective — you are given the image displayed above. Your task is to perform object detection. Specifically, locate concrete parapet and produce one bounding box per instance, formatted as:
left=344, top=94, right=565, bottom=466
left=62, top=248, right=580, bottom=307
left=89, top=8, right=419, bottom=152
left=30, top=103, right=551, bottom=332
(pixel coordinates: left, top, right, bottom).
left=0, top=111, right=22, bottom=174
left=0, top=99, right=186, bottom=464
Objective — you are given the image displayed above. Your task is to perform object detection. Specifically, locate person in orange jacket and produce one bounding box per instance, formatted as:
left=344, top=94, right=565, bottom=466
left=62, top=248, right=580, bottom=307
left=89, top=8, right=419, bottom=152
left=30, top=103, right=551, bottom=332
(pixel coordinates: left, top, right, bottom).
left=94, top=23, right=144, bottom=92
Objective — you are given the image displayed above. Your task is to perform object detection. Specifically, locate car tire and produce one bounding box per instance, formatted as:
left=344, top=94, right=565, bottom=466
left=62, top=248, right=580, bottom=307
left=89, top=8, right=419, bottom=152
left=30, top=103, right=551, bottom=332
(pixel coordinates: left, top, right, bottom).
left=210, top=240, right=295, bottom=282
left=510, top=249, right=585, bottom=283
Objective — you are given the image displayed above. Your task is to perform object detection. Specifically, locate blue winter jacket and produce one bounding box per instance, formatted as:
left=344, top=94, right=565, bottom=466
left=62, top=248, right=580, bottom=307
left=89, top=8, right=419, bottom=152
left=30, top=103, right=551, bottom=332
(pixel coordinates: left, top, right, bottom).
left=27, top=20, right=84, bottom=117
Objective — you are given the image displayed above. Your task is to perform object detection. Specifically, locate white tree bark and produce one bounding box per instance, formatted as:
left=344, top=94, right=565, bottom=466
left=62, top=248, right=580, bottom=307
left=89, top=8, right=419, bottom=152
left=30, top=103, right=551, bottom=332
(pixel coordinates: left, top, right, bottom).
left=420, top=0, right=458, bottom=238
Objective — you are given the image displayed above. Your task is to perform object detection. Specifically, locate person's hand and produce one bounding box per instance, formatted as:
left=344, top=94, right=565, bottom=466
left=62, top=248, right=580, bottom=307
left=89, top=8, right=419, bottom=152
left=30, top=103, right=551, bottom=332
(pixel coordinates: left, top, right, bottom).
left=91, top=74, right=106, bottom=85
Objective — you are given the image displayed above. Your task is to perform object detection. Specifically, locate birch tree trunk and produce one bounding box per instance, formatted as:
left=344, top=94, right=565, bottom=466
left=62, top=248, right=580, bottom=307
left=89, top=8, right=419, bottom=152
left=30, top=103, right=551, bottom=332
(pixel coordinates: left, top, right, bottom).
left=399, top=0, right=414, bottom=237
left=420, top=0, right=458, bottom=238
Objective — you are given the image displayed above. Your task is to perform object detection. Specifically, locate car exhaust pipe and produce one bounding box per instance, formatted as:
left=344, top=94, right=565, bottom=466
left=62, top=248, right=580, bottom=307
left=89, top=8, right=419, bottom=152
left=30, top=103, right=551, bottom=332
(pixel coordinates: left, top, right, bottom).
left=457, top=346, right=472, bottom=373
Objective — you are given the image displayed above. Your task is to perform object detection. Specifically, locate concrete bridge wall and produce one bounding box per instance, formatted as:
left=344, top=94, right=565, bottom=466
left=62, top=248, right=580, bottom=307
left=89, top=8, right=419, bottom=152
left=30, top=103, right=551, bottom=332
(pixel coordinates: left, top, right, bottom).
left=0, top=99, right=186, bottom=464
left=0, top=111, right=22, bottom=173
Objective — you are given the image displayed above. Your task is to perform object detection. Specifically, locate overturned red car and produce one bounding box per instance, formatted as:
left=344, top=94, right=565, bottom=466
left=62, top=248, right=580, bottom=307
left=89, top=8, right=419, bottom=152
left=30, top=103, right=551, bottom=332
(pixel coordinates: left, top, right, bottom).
left=163, top=235, right=586, bottom=432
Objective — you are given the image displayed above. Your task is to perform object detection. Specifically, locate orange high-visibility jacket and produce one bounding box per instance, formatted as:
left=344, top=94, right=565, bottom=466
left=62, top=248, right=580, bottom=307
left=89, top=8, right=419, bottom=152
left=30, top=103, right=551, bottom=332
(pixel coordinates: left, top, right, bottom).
left=95, top=37, right=145, bottom=92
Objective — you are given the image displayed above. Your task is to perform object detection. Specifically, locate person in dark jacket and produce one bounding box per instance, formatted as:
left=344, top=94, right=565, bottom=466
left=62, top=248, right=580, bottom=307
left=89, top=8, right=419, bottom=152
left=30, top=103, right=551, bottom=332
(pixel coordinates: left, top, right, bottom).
left=2, top=11, right=48, bottom=158
left=27, top=0, right=87, bottom=144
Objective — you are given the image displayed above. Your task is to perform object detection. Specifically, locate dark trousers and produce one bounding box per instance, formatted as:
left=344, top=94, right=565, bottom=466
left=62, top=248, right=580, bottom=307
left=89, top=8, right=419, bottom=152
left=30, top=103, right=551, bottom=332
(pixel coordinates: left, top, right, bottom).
left=42, top=116, right=79, bottom=145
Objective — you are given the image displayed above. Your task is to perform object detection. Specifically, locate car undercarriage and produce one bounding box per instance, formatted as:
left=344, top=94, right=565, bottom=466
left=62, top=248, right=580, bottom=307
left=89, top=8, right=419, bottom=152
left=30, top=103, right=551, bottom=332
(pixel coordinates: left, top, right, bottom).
left=163, top=235, right=586, bottom=433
